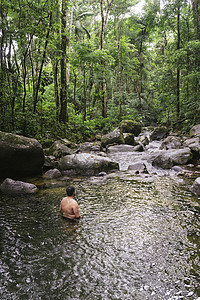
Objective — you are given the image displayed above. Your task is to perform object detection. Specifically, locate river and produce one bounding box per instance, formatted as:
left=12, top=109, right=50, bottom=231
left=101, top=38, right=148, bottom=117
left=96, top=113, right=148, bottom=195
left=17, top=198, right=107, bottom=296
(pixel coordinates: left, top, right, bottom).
left=0, top=172, right=199, bottom=299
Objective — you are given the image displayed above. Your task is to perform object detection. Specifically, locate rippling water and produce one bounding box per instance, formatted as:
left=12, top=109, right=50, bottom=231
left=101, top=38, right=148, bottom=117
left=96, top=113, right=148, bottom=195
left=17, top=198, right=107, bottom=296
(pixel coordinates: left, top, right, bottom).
left=0, top=175, right=199, bottom=299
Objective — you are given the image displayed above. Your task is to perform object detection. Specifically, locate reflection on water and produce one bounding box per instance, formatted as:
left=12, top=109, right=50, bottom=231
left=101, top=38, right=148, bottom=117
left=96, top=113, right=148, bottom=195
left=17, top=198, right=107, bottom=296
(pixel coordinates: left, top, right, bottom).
left=0, top=176, right=199, bottom=299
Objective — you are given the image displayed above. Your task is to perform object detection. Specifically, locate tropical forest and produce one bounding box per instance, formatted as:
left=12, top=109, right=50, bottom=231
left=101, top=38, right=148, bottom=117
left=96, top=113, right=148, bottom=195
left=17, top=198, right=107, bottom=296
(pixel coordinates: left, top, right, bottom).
left=1, top=0, right=200, bottom=144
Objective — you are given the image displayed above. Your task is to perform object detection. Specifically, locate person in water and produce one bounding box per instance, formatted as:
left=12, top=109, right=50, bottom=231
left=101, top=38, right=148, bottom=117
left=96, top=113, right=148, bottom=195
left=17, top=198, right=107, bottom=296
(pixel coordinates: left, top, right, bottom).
left=60, top=186, right=81, bottom=220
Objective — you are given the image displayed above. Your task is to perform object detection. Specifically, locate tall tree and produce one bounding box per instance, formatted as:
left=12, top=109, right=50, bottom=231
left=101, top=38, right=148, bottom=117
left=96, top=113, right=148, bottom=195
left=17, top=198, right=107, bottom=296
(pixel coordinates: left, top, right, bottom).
left=59, top=0, right=68, bottom=123
left=100, top=0, right=115, bottom=118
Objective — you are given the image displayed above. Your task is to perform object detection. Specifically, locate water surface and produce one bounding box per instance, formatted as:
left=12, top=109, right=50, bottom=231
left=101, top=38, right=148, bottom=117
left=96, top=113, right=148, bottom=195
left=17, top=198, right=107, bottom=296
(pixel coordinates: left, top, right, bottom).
left=0, top=175, right=199, bottom=299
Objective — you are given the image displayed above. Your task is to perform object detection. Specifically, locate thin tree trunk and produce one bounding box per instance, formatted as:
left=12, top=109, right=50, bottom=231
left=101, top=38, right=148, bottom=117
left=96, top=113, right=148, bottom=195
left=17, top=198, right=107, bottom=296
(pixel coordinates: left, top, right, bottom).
left=33, top=12, right=52, bottom=112
left=100, top=0, right=114, bottom=118
left=52, top=60, right=60, bottom=120
left=59, top=0, right=68, bottom=123
left=176, top=5, right=180, bottom=118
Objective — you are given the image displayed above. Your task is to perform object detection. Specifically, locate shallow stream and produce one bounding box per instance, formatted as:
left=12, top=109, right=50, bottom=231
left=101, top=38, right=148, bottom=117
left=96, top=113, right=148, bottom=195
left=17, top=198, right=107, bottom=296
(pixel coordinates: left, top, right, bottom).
left=0, top=174, right=199, bottom=299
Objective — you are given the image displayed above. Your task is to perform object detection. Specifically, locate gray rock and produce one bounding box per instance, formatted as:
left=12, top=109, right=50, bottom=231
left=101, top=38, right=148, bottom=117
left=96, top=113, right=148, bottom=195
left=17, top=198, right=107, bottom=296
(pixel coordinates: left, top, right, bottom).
left=58, top=153, right=119, bottom=176
left=190, top=124, right=200, bottom=137
left=183, top=137, right=200, bottom=153
left=79, top=142, right=101, bottom=153
left=152, top=148, right=192, bottom=169
left=0, top=131, right=44, bottom=178
left=160, top=136, right=182, bottom=150
left=150, top=127, right=168, bottom=141
left=190, top=177, right=200, bottom=196
left=0, top=178, right=38, bottom=194
left=107, top=144, right=136, bottom=153
left=48, top=141, right=74, bottom=158
left=43, top=168, right=62, bottom=179
left=128, top=162, right=147, bottom=174
left=101, top=128, right=124, bottom=148
left=172, top=166, right=184, bottom=173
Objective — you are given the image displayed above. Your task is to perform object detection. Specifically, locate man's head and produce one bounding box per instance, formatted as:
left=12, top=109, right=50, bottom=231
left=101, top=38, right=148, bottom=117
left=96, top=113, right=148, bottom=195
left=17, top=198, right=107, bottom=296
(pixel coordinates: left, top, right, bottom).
left=66, top=186, right=75, bottom=197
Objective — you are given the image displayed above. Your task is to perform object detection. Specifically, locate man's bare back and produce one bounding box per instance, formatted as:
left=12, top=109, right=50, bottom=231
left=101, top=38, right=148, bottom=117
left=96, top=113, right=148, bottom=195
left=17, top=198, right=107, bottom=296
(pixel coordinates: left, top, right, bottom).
left=60, top=186, right=81, bottom=219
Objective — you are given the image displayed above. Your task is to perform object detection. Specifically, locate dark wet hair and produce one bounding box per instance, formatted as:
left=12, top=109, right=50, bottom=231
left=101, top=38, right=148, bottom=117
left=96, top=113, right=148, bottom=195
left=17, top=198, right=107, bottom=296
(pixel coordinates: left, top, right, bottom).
left=66, top=186, right=75, bottom=196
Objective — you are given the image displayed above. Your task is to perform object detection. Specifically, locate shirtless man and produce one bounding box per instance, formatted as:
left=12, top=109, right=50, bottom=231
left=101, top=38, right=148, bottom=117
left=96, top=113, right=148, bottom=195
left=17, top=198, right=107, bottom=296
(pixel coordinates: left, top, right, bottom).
left=60, top=186, right=81, bottom=219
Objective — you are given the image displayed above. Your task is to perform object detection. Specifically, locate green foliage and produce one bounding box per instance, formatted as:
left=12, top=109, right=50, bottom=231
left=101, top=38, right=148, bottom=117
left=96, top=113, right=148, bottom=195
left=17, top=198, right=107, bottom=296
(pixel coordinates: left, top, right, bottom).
left=1, top=0, right=200, bottom=140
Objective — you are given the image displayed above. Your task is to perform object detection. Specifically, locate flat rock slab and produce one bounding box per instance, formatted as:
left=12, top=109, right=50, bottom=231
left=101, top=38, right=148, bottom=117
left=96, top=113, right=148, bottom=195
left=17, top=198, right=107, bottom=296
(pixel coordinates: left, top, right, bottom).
left=58, top=153, right=119, bottom=176
left=0, top=178, right=38, bottom=194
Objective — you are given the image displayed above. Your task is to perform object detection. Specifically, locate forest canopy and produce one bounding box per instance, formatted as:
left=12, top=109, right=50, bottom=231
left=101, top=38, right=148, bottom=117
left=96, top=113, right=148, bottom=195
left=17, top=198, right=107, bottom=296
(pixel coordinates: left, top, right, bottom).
left=0, top=0, right=200, bottom=143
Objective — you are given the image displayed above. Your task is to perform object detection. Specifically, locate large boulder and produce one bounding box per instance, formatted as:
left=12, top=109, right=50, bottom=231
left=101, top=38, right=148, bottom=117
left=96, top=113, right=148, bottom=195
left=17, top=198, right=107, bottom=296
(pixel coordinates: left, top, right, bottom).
left=152, top=148, right=192, bottom=169
left=58, top=153, right=119, bottom=176
left=190, top=124, right=200, bottom=137
left=120, top=120, right=142, bottom=136
left=150, top=127, right=169, bottom=141
left=183, top=137, right=200, bottom=154
left=160, top=136, right=182, bottom=150
left=43, top=168, right=62, bottom=179
left=79, top=142, right=101, bottom=153
left=0, top=178, right=38, bottom=194
left=48, top=141, right=74, bottom=158
left=0, top=131, right=44, bottom=178
left=101, top=129, right=124, bottom=148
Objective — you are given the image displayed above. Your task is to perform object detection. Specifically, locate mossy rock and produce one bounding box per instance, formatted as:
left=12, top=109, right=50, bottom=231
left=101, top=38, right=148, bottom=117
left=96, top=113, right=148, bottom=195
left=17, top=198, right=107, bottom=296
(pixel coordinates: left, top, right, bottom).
left=101, top=128, right=124, bottom=148
left=123, top=133, right=138, bottom=146
left=120, top=120, right=142, bottom=136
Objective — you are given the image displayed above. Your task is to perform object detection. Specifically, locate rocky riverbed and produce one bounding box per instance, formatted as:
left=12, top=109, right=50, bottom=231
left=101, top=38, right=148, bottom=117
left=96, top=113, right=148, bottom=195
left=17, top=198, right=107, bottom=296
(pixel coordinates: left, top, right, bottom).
left=1, top=122, right=200, bottom=196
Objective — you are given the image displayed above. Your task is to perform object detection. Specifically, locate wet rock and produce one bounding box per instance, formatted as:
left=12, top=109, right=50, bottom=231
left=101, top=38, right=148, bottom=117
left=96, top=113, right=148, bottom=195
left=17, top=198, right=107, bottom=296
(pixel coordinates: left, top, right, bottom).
left=87, top=176, right=108, bottom=184
left=152, top=148, right=192, bottom=169
left=190, top=177, right=200, bottom=196
left=101, top=128, right=124, bottom=148
left=172, top=166, right=184, bottom=173
left=107, top=144, right=136, bottom=153
left=150, top=127, right=169, bottom=141
left=43, top=168, right=62, bottom=179
left=152, top=152, right=173, bottom=169
left=79, top=142, right=101, bottom=153
left=58, top=153, right=119, bottom=176
left=128, top=162, right=147, bottom=174
left=190, top=124, right=200, bottom=137
left=183, top=137, right=200, bottom=154
left=98, top=172, right=107, bottom=176
left=160, top=136, right=182, bottom=150
left=120, top=120, right=142, bottom=136
left=0, top=178, right=38, bottom=194
left=48, top=141, right=74, bottom=158
left=0, top=131, right=44, bottom=178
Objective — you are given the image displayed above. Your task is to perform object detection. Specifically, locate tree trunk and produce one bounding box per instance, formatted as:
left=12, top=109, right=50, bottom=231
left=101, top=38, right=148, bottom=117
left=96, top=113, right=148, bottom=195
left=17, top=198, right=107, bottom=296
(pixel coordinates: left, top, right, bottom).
left=52, top=60, right=60, bottom=120
left=99, top=0, right=114, bottom=118
left=59, top=0, right=68, bottom=123
left=33, top=12, right=52, bottom=112
left=176, top=5, right=180, bottom=118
